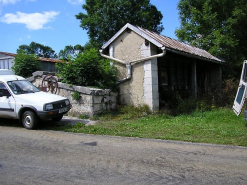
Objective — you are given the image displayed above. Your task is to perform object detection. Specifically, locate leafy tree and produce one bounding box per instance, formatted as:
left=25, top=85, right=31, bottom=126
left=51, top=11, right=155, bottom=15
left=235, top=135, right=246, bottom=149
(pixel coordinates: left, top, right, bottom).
left=58, top=44, right=84, bottom=59
left=12, top=50, right=41, bottom=78
left=175, top=0, right=247, bottom=78
left=56, top=48, right=118, bottom=90
left=75, top=0, right=164, bottom=46
left=17, top=41, right=57, bottom=58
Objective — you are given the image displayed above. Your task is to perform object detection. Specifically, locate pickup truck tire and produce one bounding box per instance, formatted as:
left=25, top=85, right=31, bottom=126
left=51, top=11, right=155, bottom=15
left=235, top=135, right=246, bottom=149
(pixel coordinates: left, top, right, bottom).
left=52, top=115, right=63, bottom=121
left=22, top=111, right=38, bottom=129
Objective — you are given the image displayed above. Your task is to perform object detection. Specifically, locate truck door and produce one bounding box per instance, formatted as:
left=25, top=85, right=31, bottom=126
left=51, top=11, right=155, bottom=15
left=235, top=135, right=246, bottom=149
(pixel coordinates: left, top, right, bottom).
left=0, top=82, right=16, bottom=118
left=233, top=61, right=247, bottom=116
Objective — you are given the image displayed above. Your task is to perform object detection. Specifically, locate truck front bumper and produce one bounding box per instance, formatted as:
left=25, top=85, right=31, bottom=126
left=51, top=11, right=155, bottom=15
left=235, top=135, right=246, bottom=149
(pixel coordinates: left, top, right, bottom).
left=37, top=105, right=71, bottom=120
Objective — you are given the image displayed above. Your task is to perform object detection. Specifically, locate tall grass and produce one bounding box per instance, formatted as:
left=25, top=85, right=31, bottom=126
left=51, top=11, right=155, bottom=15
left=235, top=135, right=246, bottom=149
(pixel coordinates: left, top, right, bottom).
left=57, top=107, right=247, bottom=146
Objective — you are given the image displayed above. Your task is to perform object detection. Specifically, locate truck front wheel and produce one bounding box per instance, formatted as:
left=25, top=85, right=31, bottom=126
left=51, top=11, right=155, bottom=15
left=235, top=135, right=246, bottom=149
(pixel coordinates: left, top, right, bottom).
left=22, top=111, right=39, bottom=129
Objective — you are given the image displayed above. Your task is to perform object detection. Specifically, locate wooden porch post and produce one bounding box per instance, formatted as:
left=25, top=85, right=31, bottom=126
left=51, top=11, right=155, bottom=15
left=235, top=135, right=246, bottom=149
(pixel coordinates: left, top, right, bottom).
left=192, top=60, right=197, bottom=97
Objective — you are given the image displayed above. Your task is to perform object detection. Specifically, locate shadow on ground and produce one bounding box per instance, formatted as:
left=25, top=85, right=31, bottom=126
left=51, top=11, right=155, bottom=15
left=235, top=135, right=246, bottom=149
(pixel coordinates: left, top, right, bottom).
left=0, top=118, right=21, bottom=128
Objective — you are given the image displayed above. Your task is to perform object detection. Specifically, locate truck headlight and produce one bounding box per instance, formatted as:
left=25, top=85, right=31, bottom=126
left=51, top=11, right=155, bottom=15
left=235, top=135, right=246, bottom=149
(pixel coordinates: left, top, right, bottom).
left=65, top=99, right=70, bottom=106
left=45, top=103, right=53, bottom=111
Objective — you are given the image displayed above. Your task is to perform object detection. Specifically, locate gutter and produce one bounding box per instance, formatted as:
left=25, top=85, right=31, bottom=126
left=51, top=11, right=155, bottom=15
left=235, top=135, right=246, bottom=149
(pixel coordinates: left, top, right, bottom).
left=99, top=47, right=166, bottom=84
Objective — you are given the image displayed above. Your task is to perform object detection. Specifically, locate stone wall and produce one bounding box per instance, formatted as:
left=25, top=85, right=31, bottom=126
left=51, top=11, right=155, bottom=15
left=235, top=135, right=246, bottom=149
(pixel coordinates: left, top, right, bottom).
left=27, top=71, right=118, bottom=117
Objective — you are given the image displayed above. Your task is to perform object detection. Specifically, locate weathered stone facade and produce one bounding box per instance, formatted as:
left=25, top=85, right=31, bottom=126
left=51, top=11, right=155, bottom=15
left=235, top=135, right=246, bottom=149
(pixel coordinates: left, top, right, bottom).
left=27, top=71, right=118, bottom=117
left=113, top=31, right=159, bottom=110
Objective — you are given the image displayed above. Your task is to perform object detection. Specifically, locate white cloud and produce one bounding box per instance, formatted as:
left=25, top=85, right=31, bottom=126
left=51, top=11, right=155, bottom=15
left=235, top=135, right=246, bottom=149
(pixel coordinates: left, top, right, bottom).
left=68, top=0, right=84, bottom=5
left=27, top=35, right=31, bottom=39
left=0, top=0, right=35, bottom=5
left=0, top=0, right=20, bottom=5
left=0, top=11, right=60, bottom=30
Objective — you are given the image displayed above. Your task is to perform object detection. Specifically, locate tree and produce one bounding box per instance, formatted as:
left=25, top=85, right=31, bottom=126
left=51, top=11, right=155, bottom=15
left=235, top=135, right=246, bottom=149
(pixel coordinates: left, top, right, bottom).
left=75, top=0, right=164, bottom=46
left=17, top=42, right=57, bottom=58
left=175, top=0, right=247, bottom=78
left=12, top=50, right=41, bottom=78
left=56, top=48, right=118, bottom=90
left=58, top=44, right=84, bottom=59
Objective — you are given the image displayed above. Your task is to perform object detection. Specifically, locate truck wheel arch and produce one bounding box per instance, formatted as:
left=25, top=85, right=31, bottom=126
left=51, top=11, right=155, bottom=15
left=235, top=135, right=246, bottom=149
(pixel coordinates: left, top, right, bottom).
left=18, top=106, right=38, bottom=120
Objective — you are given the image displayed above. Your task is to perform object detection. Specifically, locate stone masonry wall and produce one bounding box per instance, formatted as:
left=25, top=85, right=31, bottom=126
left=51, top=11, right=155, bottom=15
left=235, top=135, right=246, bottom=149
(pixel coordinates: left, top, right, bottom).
left=27, top=71, right=118, bottom=117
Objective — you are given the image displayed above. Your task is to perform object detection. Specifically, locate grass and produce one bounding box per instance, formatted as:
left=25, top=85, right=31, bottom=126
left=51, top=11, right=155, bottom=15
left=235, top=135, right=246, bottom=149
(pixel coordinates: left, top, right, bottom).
left=54, top=107, right=247, bottom=147
left=1, top=106, right=247, bottom=146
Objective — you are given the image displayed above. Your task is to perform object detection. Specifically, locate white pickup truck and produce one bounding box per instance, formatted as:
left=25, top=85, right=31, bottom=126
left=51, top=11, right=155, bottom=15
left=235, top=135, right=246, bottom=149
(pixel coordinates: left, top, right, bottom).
left=0, top=69, right=71, bottom=129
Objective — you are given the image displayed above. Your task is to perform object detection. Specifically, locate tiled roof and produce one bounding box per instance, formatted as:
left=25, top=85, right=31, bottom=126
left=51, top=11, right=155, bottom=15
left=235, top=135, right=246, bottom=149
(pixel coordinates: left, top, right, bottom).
left=0, top=52, right=61, bottom=63
left=102, top=23, right=223, bottom=63
left=0, top=51, right=16, bottom=57
left=38, top=57, right=61, bottom=63
left=136, top=26, right=222, bottom=63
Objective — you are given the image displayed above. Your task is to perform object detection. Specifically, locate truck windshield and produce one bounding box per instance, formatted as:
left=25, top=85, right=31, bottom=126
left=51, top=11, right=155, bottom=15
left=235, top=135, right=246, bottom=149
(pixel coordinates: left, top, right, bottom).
left=7, top=80, right=40, bottom=94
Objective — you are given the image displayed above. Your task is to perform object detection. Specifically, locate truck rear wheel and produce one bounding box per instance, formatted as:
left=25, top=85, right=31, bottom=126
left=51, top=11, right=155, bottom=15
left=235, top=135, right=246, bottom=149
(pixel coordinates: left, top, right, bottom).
left=22, top=111, right=39, bottom=129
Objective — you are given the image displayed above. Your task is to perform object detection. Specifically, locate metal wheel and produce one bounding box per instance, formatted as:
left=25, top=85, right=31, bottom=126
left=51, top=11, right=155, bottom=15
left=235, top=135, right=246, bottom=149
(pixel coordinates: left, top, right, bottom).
left=41, top=75, right=58, bottom=94
left=22, top=111, right=38, bottom=129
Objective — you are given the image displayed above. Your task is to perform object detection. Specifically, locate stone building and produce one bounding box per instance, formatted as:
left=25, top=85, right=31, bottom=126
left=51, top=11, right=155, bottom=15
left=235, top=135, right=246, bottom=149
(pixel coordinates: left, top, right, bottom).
left=100, top=23, right=224, bottom=111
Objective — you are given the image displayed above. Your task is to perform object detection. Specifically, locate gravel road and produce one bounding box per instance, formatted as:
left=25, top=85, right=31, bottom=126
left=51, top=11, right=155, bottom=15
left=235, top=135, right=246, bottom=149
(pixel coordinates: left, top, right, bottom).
left=1, top=126, right=247, bottom=184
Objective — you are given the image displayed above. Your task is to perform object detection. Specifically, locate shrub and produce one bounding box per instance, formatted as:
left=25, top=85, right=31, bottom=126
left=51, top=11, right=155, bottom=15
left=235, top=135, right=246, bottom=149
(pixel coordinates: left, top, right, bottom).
left=56, top=48, right=118, bottom=91
left=174, top=78, right=238, bottom=115
left=72, top=91, right=81, bottom=101
left=12, top=50, right=41, bottom=78
left=214, top=78, right=238, bottom=108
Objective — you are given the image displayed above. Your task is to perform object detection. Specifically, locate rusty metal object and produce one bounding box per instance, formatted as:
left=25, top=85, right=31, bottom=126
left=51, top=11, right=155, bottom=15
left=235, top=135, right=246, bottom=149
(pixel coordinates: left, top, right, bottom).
left=41, top=75, right=58, bottom=94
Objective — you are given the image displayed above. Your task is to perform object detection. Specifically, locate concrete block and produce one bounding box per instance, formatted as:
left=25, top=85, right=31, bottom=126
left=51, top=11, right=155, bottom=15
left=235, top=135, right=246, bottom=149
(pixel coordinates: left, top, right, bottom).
left=143, top=77, right=158, bottom=85
left=144, top=70, right=152, bottom=78
left=94, top=96, right=104, bottom=104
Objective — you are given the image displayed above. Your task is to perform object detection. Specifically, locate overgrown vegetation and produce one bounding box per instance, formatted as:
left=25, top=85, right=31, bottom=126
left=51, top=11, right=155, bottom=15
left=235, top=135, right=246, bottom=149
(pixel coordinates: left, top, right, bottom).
left=160, top=78, right=238, bottom=115
left=50, top=107, right=247, bottom=146
left=56, top=48, right=118, bottom=91
left=12, top=50, right=41, bottom=78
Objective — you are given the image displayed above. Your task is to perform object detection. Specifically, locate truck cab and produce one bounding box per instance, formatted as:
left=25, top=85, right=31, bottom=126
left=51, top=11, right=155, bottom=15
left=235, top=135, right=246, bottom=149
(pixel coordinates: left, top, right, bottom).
left=0, top=69, right=71, bottom=129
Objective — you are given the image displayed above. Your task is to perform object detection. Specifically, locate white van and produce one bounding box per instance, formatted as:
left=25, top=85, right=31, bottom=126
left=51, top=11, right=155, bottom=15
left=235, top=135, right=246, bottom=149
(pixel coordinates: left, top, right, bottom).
left=0, top=69, right=71, bottom=129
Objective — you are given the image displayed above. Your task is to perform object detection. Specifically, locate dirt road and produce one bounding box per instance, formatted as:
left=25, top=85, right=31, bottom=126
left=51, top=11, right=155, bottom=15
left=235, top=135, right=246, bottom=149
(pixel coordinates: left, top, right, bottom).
left=1, top=126, right=247, bottom=184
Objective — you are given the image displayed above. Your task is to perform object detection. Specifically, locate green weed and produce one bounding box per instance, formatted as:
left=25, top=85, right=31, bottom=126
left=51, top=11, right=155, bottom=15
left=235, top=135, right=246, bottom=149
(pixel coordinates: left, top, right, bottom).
left=57, top=107, right=247, bottom=146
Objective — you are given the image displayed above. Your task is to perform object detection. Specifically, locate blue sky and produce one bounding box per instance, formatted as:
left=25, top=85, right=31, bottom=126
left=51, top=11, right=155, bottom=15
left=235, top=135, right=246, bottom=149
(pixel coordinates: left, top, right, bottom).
left=0, top=0, right=180, bottom=55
